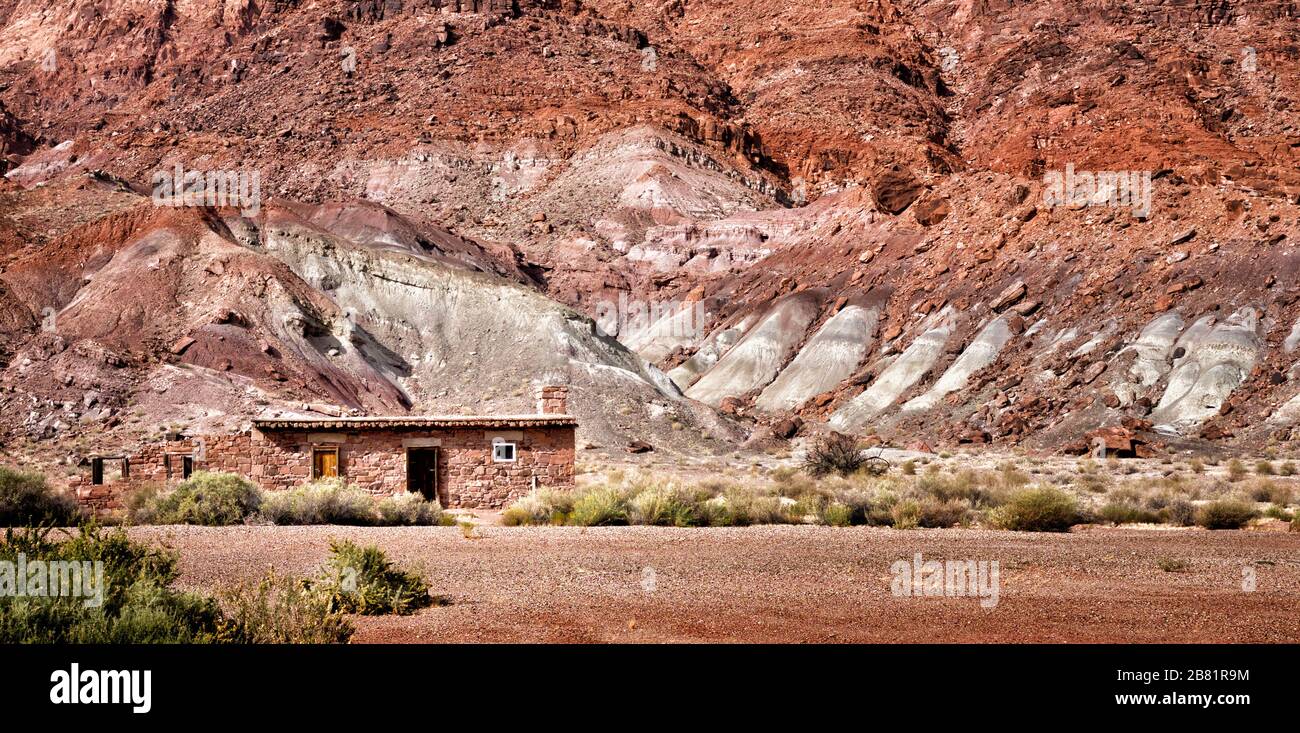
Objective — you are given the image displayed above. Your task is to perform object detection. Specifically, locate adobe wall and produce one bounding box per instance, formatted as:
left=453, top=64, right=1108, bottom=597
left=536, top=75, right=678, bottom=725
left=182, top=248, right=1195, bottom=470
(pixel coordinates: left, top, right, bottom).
left=71, top=425, right=575, bottom=511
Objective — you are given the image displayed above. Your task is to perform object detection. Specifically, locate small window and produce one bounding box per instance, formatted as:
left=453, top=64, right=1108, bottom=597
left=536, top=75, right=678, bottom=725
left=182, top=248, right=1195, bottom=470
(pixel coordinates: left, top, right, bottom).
left=313, top=447, right=340, bottom=478
left=492, top=441, right=517, bottom=463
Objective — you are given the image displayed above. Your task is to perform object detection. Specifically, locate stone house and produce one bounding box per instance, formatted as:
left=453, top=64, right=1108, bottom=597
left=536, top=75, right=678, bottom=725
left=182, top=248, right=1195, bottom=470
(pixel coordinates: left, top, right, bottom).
left=73, top=386, right=576, bottom=510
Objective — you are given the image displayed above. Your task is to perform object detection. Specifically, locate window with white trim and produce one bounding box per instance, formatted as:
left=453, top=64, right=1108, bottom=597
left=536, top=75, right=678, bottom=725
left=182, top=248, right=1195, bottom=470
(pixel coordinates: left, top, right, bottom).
left=492, top=439, right=517, bottom=463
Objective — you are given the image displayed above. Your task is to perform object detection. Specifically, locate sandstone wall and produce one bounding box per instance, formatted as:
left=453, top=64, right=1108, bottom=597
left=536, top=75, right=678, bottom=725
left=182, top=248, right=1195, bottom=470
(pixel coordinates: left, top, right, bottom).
left=71, top=425, right=575, bottom=511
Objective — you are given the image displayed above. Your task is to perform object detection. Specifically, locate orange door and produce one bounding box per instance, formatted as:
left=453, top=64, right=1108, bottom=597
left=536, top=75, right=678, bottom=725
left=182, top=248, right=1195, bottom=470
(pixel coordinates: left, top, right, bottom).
left=313, top=448, right=339, bottom=478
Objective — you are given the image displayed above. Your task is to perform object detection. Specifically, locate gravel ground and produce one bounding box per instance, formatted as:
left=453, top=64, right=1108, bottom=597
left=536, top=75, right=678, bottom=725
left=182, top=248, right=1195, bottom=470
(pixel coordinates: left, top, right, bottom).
left=126, top=525, right=1300, bottom=643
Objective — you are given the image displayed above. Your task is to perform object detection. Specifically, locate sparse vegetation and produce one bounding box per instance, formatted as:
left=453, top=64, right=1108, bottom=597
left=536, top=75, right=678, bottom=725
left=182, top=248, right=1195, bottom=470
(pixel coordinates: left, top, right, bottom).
left=259, top=479, right=448, bottom=526
left=1226, top=459, right=1247, bottom=482
left=1157, top=558, right=1188, bottom=573
left=803, top=433, right=869, bottom=477
left=217, top=571, right=354, bottom=643
left=1098, top=500, right=1158, bottom=526
left=1194, top=500, right=1256, bottom=530
left=989, top=488, right=1080, bottom=532
left=0, top=524, right=224, bottom=643
left=133, top=471, right=262, bottom=526
left=130, top=475, right=447, bottom=527
left=0, top=467, right=82, bottom=527
left=311, top=539, right=434, bottom=615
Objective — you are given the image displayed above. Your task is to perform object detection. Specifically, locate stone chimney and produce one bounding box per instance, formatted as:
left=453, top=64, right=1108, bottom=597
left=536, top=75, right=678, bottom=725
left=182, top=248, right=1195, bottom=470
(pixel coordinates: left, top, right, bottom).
left=537, top=384, right=569, bottom=415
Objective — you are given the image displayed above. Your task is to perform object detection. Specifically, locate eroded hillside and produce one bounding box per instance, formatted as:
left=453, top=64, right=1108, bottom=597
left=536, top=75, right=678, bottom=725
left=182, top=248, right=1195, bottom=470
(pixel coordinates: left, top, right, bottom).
left=1, top=0, right=1298, bottom=469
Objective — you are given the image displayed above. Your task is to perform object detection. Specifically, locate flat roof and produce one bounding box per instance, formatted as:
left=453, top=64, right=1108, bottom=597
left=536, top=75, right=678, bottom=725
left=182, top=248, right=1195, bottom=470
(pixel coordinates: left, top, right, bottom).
left=252, top=415, right=578, bottom=430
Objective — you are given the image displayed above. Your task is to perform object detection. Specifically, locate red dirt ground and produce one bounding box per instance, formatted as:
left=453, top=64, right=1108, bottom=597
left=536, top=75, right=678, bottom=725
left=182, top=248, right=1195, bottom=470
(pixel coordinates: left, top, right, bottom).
left=127, top=524, right=1300, bottom=643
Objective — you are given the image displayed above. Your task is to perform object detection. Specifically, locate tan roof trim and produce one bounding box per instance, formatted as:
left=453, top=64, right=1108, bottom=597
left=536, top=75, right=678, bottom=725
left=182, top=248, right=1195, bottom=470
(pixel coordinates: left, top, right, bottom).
left=252, top=415, right=578, bottom=430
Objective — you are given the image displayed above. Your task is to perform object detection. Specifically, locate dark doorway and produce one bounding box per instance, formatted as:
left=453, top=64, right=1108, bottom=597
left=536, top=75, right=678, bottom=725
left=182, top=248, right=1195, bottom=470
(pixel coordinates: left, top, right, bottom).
left=406, top=448, right=439, bottom=501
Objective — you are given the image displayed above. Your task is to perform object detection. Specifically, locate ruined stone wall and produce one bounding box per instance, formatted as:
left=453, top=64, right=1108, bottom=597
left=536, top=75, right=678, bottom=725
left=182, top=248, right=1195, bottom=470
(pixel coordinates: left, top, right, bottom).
left=70, top=426, right=575, bottom=511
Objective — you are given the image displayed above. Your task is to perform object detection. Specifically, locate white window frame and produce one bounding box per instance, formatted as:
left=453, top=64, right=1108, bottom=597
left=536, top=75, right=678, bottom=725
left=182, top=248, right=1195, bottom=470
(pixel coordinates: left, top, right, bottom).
left=492, top=439, right=517, bottom=463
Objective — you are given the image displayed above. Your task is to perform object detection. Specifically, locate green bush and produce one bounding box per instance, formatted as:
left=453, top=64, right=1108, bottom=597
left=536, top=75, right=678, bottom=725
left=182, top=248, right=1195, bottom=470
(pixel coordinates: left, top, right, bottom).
left=0, top=467, right=82, bottom=526
left=570, top=487, right=629, bottom=526
left=0, top=525, right=224, bottom=643
left=311, top=539, right=433, bottom=615
left=990, top=487, right=1079, bottom=532
left=1194, top=500, right=1256, bottom=530
left=627, top=486, right=701, bottom=527
left=821, top=502, right=852, bottom=527
left=217, top=571, right=353, bottom=643
left=145, top=471, right=262, bottom=525
left=720, top=489, right=788, bottom=526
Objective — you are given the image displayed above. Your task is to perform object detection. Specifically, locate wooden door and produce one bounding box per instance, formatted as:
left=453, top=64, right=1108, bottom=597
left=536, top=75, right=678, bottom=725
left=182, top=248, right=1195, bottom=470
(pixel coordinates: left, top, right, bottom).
left=406, top=448, right=439, bottom=501
left=313, top=447, right=339, bottom=478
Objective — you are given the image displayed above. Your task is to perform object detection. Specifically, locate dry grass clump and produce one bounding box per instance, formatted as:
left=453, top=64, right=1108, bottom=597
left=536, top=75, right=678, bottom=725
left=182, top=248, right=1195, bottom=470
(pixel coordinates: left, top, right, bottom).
left=988, top=487, right=1080, bottom=532
left=1194, top=499, right=1256, bottom=530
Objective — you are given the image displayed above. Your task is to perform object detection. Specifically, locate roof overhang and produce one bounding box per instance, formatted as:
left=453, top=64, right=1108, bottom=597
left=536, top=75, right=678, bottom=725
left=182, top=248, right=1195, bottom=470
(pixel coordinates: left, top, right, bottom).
left=252, top=415, right=578, bottom=431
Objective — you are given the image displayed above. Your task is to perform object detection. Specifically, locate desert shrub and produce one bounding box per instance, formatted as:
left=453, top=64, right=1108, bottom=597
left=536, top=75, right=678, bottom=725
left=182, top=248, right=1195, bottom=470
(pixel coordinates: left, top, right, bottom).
left=1194, top=500, right=1256, bottom=530
left=890, top=499, right=921, bottom=529
left=916, top=498, right=969, bottom=528
left=1263, top=505, right=1293, bottom=521
left=255, top=480, right=446, bottom=526
left=1157, top=558, right=1188, bottom=573
left=0, top=525, right=223, bottom=643
left=1226, top=459, right=1247, bottom=482
left=1292, top=513, right=1300, bottom=532
left=1160, top=498, right=1196, bottom=527
left=830, top=488, right=875, bottom=525
left=720, top=488, right=789, bottom=526
left=989, top=487, right=1079, bottom=532
left=1279, top=461, right=1297, bottom=477
left=997, top=463, right=1031, bottom=489
left=901, top=460, right=916, bottom=476
left=217, top=571, right=353, bottom=643
left=537, top=488, right=577, bottom=518
left=803, top=433, right=866, bottom=477
left=570, top=487, right=629, bottom=526
left=1254, top=460, right=1275, bottom=476
left=916, top=470, right=997, bottom=506
left=628, top=486, right=701, bottom=526
left=1188, top=458, right=1205, bottom=474
left=312, top=539, right=432, bottom=615
left=771, top=467, right=820, bottom=497
left=375, top=493, right=448, bottom=526
left=821, top=502, right=852, bottom=527
left=0, top=467, right=82, bottom=527
left=257, top=479, right=374, bottom=525
left=699, top=496, right=736, bottom=526
left=1247, top=480, right=1292, bottom=505
left=147, top=471, right=262, bottom=525
left=1098, top=501, right=1159, bottom=526
left=501, top=493, right=555, bottom=526
left=123, top=482, right=164, bottom=524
